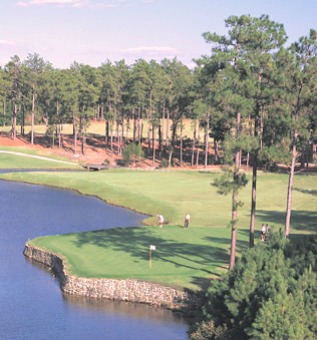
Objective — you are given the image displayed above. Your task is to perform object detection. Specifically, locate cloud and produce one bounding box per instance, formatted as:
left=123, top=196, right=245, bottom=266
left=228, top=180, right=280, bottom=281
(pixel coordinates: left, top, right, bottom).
left=0, top=40, right=15, bottom=46
left=17, top=0, right=89, bottom=7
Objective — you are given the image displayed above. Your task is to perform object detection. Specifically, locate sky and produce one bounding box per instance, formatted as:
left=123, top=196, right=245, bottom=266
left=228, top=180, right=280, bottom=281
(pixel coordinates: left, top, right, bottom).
left=0, top=0, right=317, bottom=69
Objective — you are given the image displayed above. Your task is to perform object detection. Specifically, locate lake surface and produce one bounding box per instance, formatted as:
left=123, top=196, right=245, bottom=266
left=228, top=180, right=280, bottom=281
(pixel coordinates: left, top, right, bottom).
left=0, top=180, right=189, bottom=339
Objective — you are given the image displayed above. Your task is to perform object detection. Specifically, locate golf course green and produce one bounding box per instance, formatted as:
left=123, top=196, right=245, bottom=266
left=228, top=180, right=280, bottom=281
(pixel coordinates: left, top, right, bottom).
left=1, top=149, right=316, bottom=290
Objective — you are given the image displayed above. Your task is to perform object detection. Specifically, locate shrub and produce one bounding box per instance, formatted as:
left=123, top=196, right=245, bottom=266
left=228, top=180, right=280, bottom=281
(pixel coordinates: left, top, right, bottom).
left=191, top=232, right=317, bottom=339
left=122, top=143, right=144, bottom=166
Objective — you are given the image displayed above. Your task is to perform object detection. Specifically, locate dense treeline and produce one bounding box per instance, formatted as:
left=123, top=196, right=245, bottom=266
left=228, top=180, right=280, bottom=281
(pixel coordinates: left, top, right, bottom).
left=0, top=17, right=316, bottom=170
left=0, top=54, right=209, bottom=166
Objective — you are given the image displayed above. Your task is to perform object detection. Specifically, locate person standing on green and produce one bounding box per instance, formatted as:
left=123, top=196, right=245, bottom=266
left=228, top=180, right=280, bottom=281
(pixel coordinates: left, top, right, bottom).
left=157, top=215, right=164, bottom=228
left=184, top=213, right=190, bottom=228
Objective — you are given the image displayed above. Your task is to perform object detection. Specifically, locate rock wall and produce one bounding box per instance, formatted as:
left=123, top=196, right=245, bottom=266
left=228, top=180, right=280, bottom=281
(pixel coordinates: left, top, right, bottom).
left=23, top=244, right=199, bottom=310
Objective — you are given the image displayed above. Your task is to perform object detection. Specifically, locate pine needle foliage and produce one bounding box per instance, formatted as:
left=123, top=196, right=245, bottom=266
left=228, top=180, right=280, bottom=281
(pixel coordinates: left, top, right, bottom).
left=191, top=231, right=317, bottom=339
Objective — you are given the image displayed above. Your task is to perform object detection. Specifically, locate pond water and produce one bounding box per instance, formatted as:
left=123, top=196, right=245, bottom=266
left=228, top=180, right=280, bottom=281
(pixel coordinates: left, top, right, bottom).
left=0, top=180, right=189, bottom=339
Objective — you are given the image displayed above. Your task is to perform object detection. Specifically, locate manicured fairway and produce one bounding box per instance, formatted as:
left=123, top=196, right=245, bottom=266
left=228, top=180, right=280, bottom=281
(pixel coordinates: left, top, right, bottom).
left=1, top=168, right=316, bottom=230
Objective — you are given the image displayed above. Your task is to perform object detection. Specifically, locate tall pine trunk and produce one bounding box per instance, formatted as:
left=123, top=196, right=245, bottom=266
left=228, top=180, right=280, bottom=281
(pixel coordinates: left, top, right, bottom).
left=229, top=112, right=241, bottom=270
left=166, top=108, right=170, bottom=148
left=73, top=111, right=77, bottom=155
left=137, top=107, right=141, bottom=145
left=195, top=123, right=201, bottom=167
left=116, top=120, right=120, bottom=155
left=249, top=160, right=257, bottom=247
left=249, top=109, right=260, bottom=247
left=285, top=134, right=297, bottom=237
left=152, top=124, right=156, bottom=163
left=31, top=90, right=35, bottom=145
left=230, top=176, right=238, bottom=270
left=191, top=119, right=197, bottom=166
left=180, top=113, right=183, bottom=166
left=12, top=103, right=17, bottom=140
left=110, top=120, right=114, bottom=154
left=204, top=113, right=210, bottom=168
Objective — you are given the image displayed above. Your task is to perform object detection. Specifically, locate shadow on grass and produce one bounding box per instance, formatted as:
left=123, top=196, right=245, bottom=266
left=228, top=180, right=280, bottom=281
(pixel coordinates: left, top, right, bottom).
left=256, top=210, right=317, bottom=233
left=71, top=227, right=230, bottom=290
left=294, top=187, right=317, bottom=197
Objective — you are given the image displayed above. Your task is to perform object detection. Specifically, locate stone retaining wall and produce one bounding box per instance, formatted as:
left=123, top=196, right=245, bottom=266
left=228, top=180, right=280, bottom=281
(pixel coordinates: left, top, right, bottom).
left=23, top=244, right=199, bottom=310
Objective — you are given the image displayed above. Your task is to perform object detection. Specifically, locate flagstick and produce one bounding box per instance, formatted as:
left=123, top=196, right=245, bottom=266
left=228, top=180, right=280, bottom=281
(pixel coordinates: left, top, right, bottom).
left=149, top=249, right=152, bottom=269
left=149, top=245, right=156, bottom=269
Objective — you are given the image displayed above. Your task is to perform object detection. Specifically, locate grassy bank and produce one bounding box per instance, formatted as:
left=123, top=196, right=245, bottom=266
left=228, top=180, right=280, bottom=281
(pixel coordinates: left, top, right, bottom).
left=0, top=147, right=81, bottom=169
left=0, top=151, right=316, bottom=290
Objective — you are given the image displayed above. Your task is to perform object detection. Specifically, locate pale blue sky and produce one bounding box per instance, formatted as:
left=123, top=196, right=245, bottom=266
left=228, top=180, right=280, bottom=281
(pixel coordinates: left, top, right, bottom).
left=0, top=0, right=316, bottom=69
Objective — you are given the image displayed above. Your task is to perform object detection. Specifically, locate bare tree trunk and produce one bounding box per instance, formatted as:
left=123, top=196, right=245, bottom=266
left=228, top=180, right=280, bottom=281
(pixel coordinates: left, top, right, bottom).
left=126, top=118, right=130, bottom=141
left=56, top=101, right=62, bottom=149
left=158, top=119, right=162, bottom=156
left=249, top=110, right=260, bottom=247
left=116, top=120, right=120, bottom=155
left=230, top=188, right=238, bottom=271
left=58, top=123, right=62, bottom=149
left=105, top=120, right=109, bottom=145
left=81, top=134, right=85, bottom=155
left=191, top=119, right=197, bottom=166
left=214, top=140, right=219, bottom=163
left=168, top=148, right=173, bottom=167
left=147, top=121, right=151, bottom=155
left=195, top=123, right=201, bottom=167
left=161, top=102, right=165, bottom=148
left=137, top=107, right=141, bottom=145
left=80, top=116, right=85, bottom=155
left=110, top=120, right=114, bottom=154
left=12, top=103, right=17, bottom=140
left=31, top=90, right=35, bottom=145
left=133, top=109, right=136, bottom=142
left=121, top=119, right=125, bottom=144
left=166, top=108, right=170, bottom=148
left=249, top=161, right=257, bottom=247
left=285, top=137, right=297, bottom=237
left=180, top=113, right=183, bottom=166
left=152, top=124, right=156, bottom=163
left=73, top=111, right=77, bottom=154
left=204, top=113, right=210, bottom=168
left=229, top=112, right=241, bottom=270
left=20, top=108, right=23, bottom=136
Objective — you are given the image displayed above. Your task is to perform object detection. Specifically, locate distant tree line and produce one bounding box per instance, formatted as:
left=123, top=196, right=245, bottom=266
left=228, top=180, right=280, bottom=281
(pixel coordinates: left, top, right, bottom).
left=0, top=54, right=208, bottom=166
left=0, top=23, right=316, bottom=171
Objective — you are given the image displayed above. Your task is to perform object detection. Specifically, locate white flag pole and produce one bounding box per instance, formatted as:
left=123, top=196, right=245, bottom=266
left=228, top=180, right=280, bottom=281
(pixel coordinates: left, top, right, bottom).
left=149, top=245, right=156, bottom=269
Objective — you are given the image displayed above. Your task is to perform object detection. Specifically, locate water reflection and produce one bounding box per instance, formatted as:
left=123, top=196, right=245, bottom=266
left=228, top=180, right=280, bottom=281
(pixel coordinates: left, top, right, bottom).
left=64, top=295, right=186, bottom=324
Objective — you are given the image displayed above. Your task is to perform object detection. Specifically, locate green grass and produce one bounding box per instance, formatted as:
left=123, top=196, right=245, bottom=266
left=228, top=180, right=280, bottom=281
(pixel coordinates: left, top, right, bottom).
left=31, top=226, right=239, bottom=290
left=0, top=147, right=81, bottom=169
left=0, top=153, right=316, bottom=290
left=1, top=168, right=316, bottom=230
